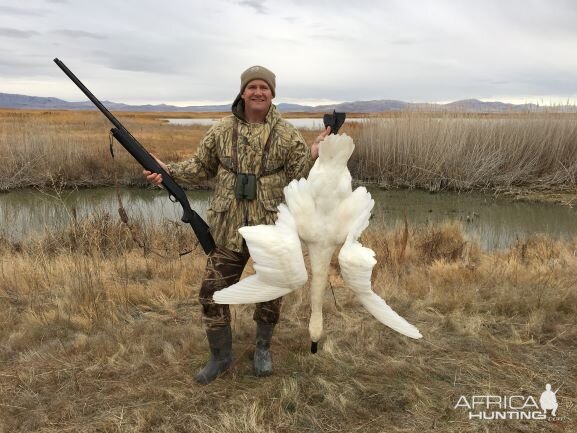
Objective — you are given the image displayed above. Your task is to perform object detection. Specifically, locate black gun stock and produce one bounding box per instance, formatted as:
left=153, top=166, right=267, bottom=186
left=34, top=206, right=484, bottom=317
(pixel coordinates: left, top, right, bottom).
left=54, top=58, right=215, bottom=255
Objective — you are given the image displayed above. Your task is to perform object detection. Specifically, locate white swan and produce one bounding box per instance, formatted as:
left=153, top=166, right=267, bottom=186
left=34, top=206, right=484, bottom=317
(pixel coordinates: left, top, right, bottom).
left=213, top=133, right=422, bottom=349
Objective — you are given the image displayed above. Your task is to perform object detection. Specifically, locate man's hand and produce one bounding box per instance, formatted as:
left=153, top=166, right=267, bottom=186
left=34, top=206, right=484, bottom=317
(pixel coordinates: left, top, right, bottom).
left=143, top=154, right=168, bottom=186
left=311, top=126, right=331, bottom=159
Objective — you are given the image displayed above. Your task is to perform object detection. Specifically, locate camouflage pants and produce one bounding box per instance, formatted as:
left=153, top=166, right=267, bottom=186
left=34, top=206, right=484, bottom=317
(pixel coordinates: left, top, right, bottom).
left=199, top=243, right=283, bottom=329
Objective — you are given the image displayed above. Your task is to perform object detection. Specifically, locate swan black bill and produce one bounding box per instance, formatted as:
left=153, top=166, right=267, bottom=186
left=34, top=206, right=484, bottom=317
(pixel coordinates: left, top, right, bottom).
left=310, top=341, right=318, bottom=354
left=323, top=110, right=346, bottom=134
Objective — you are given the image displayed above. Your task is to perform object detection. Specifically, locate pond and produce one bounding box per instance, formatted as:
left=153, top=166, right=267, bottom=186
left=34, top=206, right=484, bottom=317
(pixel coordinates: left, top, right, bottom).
left=1, top=187, right=576, bottom=250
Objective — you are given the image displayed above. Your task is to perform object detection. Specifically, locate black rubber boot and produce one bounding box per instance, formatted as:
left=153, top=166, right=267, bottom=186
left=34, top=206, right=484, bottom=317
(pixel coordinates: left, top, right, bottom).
left=254, top=322, right=274, bottom=377
left=194, top=325, right=233, bottom=385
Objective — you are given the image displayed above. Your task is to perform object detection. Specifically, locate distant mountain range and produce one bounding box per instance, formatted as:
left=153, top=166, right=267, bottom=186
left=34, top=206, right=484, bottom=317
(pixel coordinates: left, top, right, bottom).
left=0, top=92, right=571, bottom=113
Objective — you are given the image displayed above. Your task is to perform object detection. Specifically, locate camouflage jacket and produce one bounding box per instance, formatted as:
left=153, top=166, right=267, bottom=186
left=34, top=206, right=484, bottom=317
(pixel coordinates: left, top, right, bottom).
left=167, top=103, right=314, bottom=252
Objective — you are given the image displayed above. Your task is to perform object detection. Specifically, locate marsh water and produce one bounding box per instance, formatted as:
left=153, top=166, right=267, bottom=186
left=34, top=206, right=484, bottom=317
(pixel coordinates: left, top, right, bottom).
left=1, top=188, right=576, bottom=250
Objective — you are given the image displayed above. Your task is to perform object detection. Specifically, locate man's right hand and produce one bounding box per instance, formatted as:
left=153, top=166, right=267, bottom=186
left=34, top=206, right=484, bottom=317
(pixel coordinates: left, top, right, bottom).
left=143, top=154, right=168, bottom=186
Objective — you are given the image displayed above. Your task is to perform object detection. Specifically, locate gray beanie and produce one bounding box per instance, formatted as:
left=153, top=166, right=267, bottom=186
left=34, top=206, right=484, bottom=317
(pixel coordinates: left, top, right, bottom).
left=240, top=65, right=276, bottom=97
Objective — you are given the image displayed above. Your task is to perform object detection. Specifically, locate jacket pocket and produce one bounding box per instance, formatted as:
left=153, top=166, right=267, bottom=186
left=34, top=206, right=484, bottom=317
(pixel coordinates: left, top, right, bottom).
left=209, top=195, right=233, bottom=212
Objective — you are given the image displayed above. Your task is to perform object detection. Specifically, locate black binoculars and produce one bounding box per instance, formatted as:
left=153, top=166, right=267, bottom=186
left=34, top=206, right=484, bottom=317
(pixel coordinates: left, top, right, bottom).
left=234, top=173, right=257, bottom=200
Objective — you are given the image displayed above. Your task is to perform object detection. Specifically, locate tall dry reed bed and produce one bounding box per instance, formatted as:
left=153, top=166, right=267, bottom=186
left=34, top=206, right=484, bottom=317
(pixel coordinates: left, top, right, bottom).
left=352, top=113, right=577, bottom=192
left=1, top=214, right=576, bottom=432
left=4, top=109, right=577, bottom=196
left=0, top=110, right=207, bottom=190
left=0, top=109, right=344, bottom=191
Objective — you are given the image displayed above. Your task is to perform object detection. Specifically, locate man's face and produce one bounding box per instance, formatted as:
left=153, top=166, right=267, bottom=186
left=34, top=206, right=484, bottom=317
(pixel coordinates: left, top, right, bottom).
left=241, top=79, right=273, bottom=113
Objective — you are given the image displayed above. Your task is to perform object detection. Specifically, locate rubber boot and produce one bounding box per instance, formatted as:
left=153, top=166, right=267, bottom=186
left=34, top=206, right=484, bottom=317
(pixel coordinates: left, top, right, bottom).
left=254, top=322, right=274, bottom=377
left=194, top=325, right=233, bottom=385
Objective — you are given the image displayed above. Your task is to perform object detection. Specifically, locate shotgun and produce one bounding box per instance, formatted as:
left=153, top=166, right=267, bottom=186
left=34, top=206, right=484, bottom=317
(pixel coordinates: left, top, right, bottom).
left=54, top=58, right=215, bottom=255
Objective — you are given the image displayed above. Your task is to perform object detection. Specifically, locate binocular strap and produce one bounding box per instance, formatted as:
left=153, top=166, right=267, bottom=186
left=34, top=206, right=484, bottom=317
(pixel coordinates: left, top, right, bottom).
left=231, top=117, right=274, bottom=178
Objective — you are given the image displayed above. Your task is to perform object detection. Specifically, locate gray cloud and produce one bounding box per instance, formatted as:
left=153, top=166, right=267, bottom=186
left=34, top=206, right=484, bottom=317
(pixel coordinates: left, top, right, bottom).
left=0, top=57, right=54, bottom=77
left=90, top=51, right=167, bottom=74
left=308, top=31, right=356, bottom=43
left=51, top=30, right=106, bottom=40
left=0, top=6, right=45, bottom=16
left=238, top=0, right=267, bottom=14
left=391, top=38, right=417, bottom=46
left=2, top=0, right=577, bottom=105
left=0, top=28, right=39, bottom=38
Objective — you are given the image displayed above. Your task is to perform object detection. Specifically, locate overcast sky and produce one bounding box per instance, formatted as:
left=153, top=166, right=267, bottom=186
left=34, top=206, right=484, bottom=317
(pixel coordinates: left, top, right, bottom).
left=1, top=0, right=576, bottom=106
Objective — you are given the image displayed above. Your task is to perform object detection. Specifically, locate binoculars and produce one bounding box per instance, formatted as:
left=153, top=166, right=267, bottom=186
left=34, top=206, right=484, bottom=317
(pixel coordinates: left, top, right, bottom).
left=234, top=173, right=257, bottom=200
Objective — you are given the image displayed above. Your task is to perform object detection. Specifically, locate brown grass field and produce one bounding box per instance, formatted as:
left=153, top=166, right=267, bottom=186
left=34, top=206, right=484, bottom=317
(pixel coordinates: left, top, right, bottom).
left=1, top=109, right=577, bottom=432
left=0, top=213, right=576, bottom=432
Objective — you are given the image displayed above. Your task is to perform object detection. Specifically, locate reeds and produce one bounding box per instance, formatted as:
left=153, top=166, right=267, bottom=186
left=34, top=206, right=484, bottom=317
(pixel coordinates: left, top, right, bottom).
left=0, top=109, right=336, bottom=191
left=4, top=109, right=577, bottom=195
left=352, top=112, right=577, bottom=192
left=0, top=110, right=207, bottom=190
left=1, top=214, right=576, bottom=432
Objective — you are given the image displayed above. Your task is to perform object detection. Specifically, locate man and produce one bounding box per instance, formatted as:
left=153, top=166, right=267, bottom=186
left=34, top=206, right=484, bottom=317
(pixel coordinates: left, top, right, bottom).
left=144, top=65, right=329, bottom=384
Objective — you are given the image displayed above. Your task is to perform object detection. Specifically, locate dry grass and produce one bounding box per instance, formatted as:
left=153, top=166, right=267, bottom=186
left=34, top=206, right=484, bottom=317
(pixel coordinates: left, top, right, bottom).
left=8, top=109, right=577, bottom=199
left=0, top=109, right=209, bottom=190
left=0, top=109, right=360, bottom=191
left=352, top=112, right=577, bottom=194
left=1, top=214, right=576, bottom=432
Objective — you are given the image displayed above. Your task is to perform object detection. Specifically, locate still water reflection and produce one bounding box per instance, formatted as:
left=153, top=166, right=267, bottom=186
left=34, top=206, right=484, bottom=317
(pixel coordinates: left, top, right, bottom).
left=1, top=188, right=576, bottom=250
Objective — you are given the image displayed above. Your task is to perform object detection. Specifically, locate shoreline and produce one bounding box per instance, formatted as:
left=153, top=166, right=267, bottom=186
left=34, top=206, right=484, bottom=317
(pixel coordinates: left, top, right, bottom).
left=2, top=109, right=576, bottom=208
left=3, top=181, right=575, bottom=207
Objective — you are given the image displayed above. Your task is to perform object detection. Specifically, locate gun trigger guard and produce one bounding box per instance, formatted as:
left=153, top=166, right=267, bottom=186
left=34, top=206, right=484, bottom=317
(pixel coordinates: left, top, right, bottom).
left=168, top=194, right=177, bottom=203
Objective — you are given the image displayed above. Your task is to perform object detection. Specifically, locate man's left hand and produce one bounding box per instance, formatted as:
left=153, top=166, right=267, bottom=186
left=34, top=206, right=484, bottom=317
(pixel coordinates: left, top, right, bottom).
left=311, top=126, right=331, bottom=159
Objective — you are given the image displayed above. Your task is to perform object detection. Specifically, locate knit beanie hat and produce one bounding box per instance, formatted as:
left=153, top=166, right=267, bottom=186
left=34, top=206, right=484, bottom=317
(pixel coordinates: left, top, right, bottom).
left=240, top=65, right=276, bottom=97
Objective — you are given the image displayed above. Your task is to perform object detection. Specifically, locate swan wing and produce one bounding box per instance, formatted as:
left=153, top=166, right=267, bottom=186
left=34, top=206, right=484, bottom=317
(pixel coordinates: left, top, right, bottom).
left=213, top=204, right=308, bottom=304
left=334, top=186, right=374, bottom=241
left=338, top=242, right=422, bottom=339
left=337, top=194, right=422, bottom=339
left=283, top=178, right=317, bottom=241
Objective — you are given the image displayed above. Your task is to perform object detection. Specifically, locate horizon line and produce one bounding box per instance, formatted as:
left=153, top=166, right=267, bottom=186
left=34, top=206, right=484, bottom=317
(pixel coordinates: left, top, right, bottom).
left=2, top=91, right=577, bottom=108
